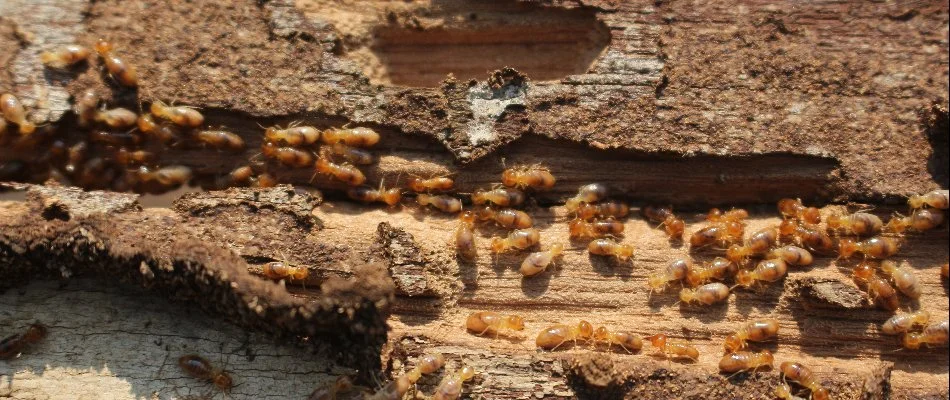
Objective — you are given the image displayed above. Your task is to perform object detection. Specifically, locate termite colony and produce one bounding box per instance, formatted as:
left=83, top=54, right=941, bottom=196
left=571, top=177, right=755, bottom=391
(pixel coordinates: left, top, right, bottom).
left=1, top=38, right=947, bottom=400
left=1, top=40, right=385, bottom=194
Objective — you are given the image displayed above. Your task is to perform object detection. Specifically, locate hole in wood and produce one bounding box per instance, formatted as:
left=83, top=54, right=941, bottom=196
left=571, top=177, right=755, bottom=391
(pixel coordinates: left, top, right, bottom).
left=360, top=1, right=611, bottom=87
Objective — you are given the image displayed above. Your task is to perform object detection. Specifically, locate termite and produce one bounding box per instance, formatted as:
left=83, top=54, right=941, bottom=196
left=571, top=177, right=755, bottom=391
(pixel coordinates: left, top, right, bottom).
left=520, top=244, right=564, bottom=277
left=209, top=165, right=254, bottom=188
left=878, top=260, right=921, bottom=298
left=718, top=350, right=773, bottom=373
left=489, top=228, right=540, bottom=253
left=587, top=238, right=634, bottom=261
left=75, top=90, right=99, bottom=127
left=321, top=126, right=380, bottom=147
left=432, top=366, right=476, bottom=400
left=901, top=320, right=949, bottom=349
left=592, top=326, right=642, bottom=353
left=565, top=183, right=608, bottom=211
left=264, top=123, right=320, bottom=146
left=153, top=165, right=193, bottom=187
left=778, top=220, right=834, bottom=253
left=347, top=183, right=402, bottom=206
left=684, top=257, right=737, bottom=287
left=137, top=114, right=183, bottom=144
left=826, top=211, right=883, bottom=236
left=884, top=209, right=945, bottom=233
left=263, top=142, right=315, bottom=168
left=416, top=193, right=462, bottom=213
left=908, top=189, right=949, bottom=209
left=646, top=333, right=699, bottom=361
left=777, top=198, right=821, bottom=224
left=706, top=208, right=749, bottom=224
left=330, top=142, right=374, bottom=165
left=735, top=259, right=788, bottom=288
left=648, top=258, right=690, bottom=294
left=178, top=354, right=233, bottom=392
left=314, top=158, right=366, bottom=185
left=852, top=261, right=899, bottom=311
left=1, top=93, right=36, bottom=134
left=501, top=165, right=556, bottom=190
left=568, top=217, right=624, bottom=239
left=455, top=211, right=477, bottom=261
left=779, top=362, right=828, bottom=400
left=40, top=45, right=90, bottom=68
left=92, top=107, right=138, bottom=129
left=150, top=100, right=203, bottom=127
left=114, top=148, right=156, bottom=167
left=536, top=320, right=594, bottom=350
left=766, top=245, right=813, bottom=266
left=94, top=39, right=137, bottom=87
left=838, top=236, right=901, bottom=259
left=196, top=130, right=245, bottom=151
left=471, top=187, right=525, bottom=207
left=0, top=323, right=47, bottom=360
left=407, top=176, right=454, bottom=192
left=723, top=319, right=779, bottom=353
left=679, top=282, right=730, bottom=305
left=725, top=227, right=778, bottom=263
left=882, top=310, right=930, bottom=335
left=576, top=201, right=630, bottom=220
left=689, top=222, right=744, bottom=249
left=465, top=311, right=525, bottom=337
left=476, top=206, right=533, bottom=229
left=640, top=205, right=685, bottom=240
left=262, top=258, right=309, bottom=284
left=308, top=376, right=354, bottom=400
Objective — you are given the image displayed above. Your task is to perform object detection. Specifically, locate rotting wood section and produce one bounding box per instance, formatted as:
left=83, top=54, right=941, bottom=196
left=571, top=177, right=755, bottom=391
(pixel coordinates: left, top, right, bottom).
left=0, top=184, right=394, bottom=376
left=0, top=0, right=947, bottom=203
left=0, top=0, right=949, bottom=399
left=1, top=184, right=948, bottom=399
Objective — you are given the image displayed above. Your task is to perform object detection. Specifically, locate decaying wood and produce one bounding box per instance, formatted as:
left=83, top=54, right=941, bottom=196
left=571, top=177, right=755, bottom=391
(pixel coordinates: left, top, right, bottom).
left=1, top=185, right=948, bottom=399
left=1, top=0, right=949, bottom=399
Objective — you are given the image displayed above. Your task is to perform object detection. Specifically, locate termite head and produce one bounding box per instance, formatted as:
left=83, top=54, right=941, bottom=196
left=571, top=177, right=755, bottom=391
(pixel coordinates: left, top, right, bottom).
left=826, top=214, right=843, bottom=229
left=381, top=188, right=402, bottom=206
left=489, top=237, right=505, bottom=253
left=94, top=39, right=113, bottom=55
left=459, top=210, right=477, bottom=224
left=615, top=244, right=635, bottom=261
left=664, top=217, right=685, bottom=238
left=901, top=332, right=922, bottom=350
left=592, top=326, right=609, bottom=342
left=723, top=333, right=742, bottom=353
left=726, top=244, right=747, bottom=263
left=648, top=275, right=667, bottom=293
left=778, top=219, right=798, bottom=236
left=578, top=320, right=594, bottom=339
left=505, top=315, right=525, bottom=331
left=213, top=372, right=233, bottom=391
left=724, top=221, right=744, bottom=238
left=549, top=243, right=565, bottom=257
left=645, top=333, right=667, bottom=347
left=678, top=288, right=696, bottom=303
left=852, top=261, right=875, bottom=281
left=838, top=238, right=858, bottom=259
left=735, top=270, right=754, bottom=287
left=459, top=366, right=476, bottom=381
left=24, top=323, right=48, bottom=343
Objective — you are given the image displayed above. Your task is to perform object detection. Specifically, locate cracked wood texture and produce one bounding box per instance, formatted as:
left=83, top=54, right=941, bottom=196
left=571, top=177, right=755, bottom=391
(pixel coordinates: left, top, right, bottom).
left=1, top=0, right=949, bottom=399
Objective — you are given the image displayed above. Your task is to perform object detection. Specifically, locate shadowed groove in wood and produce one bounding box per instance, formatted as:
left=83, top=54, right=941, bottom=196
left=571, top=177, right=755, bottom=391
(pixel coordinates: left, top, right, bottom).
left=357, top=0, right=611, bottom=87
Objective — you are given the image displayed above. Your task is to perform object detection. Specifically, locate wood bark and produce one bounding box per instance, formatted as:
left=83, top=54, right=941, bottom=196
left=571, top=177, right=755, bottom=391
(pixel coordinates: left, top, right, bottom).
left=1, top=0, right=948, bottom=399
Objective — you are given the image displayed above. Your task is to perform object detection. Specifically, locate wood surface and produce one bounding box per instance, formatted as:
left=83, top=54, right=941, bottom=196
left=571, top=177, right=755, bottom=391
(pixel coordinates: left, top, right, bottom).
left=1, top=0, right=948, bottom=399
